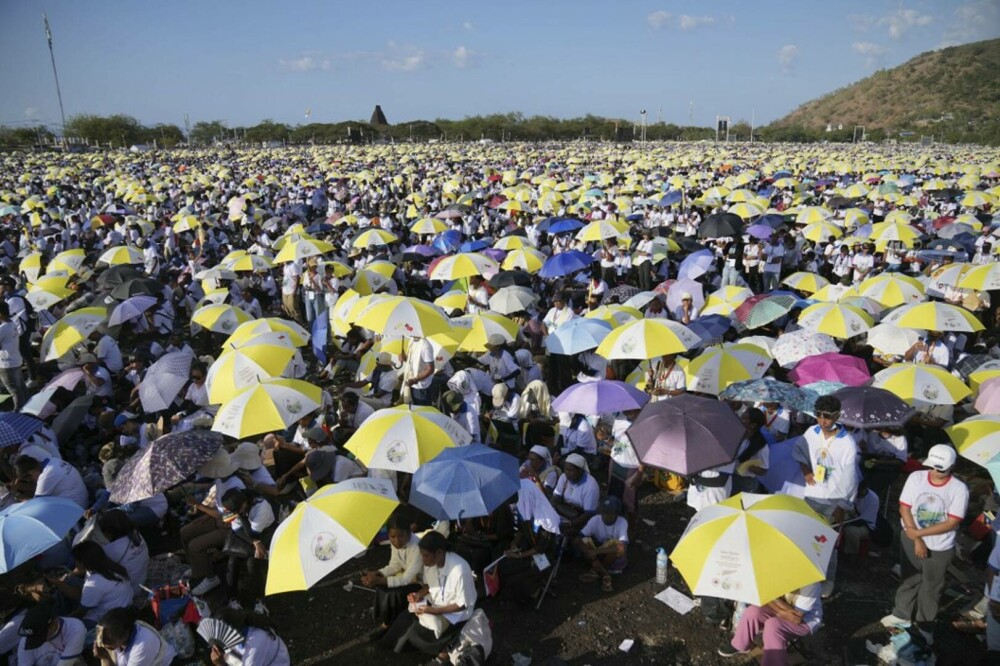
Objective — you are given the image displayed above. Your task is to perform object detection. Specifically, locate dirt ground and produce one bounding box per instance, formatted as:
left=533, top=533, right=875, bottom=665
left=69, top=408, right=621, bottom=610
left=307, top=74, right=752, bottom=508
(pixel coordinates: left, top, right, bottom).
left=262, top=478, right=990, bottom=666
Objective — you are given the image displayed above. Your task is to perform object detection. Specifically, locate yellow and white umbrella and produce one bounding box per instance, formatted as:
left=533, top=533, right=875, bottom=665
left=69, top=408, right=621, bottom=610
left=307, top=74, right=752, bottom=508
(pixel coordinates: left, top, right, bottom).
left=48, top=249, right=86, bottom=275
left=172, top=215, right=201, bottom=233
left=225, top=253, right=274, bottom=273
left=576, top=219, right=628, bottom=242
left=410, top=217, right=448, bottom=235
left=946, top=415, right=1000, bottom=467
left=857, top=274, right=925, bottom=307
left=429, top=252, right=499, bottom=280
left=191, top=304, right=253, bottom=335
left=494, top=235, right=533, bottom=251
left=782, top=272, right=829, bottom=294
left=795, top=206, right=833, bottom=225
left=869, top=221, right=919, bottom=247
left=212, top=378, right=323, bottom=439
left=960, top=191, right=995, bottom=208
left=596, top=318, right=700, bottom=360
left=274, top=238, right=334, bottom=264
left=355, top=295, right=452, bottom=338
left=433, top=290, right=468, bottom=313
left=39, top=306, right=108, bottom=361
left=958, top=263, right=1000, bottom=292
left=208, top=334, right=297, bottom=403
left=801, top=221, right=842, bottom=242
left=98, top=245, right=144, bottom=266
left=352, top=228, right=399, bottom=249
left=455, top=312, right=519, bottom=352
left=702, top=286, right=753, bottom=316
left=501, top=248, right=546, bottom=273
left=671, top=493, right=838, bottom=606
left=19, top=253, right=44, bottom=283
left=353, top=267, right=394, bottom=296
left=345, top=405, right=470, bottom=473
left=871, top=363, right=971, bottom=405
left=882, top=301, right=984, bottom=332
left=225, top=318, right=310, bottom=348
left=796, top=303, right=873, bottom=339
left=685, top=343, right=773, bottom=395
left=583, top=304, right=643, bottom=328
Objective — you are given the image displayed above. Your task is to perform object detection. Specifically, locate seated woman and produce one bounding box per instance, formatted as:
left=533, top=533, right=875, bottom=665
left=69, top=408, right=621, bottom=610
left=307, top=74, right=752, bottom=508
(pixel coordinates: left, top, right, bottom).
left=551, top=454, right=600, bottom=539
left=718, top=582, right=822, bottom=664
left=47, top=542, right=132, bottom=629
left=519, top=445, right=560, bottom=497
left=575, top=497, right=629, bottom=593
left=382, top=532, right=477, bottom=665
left=450, top=502, right=515, bottom=575
left=93, top=607, right=177, bottom=665
left=96, top=511, right=149, bottom=594
left=497, top=479, right=561, bottom=605
left=220, top=488, right=276, bottom=614
left=361, top=514, right=423, bottom=642
left=209, top=608, right=290, bottom=666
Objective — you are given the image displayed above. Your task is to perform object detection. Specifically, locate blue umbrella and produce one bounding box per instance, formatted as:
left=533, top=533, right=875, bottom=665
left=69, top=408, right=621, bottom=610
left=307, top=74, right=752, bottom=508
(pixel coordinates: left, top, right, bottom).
left=544, top=317, right=613, bottom=354
left=626, top=213, right=644, bottom=222
left=432, top=230, right=463, bottom=253
left=409, top=444, right=521, bottom=520
left=757, top=214, right=788, bottom=229
left=547, top=218, right=584, bottom=235
left=658, top=190, right=683, bottom=207
left=760, top=437, right=807, bottom=496
left=746, top=223, right=775, bottom=240
left=538, top=250, right=594, bottom=278
left=306, top=222, right=334, bottom=234
left=687, top=314, right=733, bottom=346
left=0, top=497, right=84, bottom=572
left=0, top=412, right=45, bottom=448
left=537, top=216, right=577, bottom=233
left=677, top=249, right=715, bottom=280
left=552, top=380, right=649, bottom=415
left=719, top=377, right=807, bottom=405
left=460, top=239, right=493, bottom=253
left=402, top=244, right=440, bottom=262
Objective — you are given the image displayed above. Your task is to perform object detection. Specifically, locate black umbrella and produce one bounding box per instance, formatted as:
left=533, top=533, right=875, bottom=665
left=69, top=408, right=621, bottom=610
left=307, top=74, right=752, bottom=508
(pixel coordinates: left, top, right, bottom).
left=52, top=395, right=94, bottom=444
left=606, top=284, right=640, bottom=304
left=676, top=237, right=707, bottom=254
left=110, top=277, right=165, bottom=300
left=826, top=196, right=854, bottom=209
left=831, top=386, right=917, bottom=429
left=97, top=265, right=144, bottom=290
left=489, top=270, right=532, bottom=289
left=698, top=213, right=745, bottom=240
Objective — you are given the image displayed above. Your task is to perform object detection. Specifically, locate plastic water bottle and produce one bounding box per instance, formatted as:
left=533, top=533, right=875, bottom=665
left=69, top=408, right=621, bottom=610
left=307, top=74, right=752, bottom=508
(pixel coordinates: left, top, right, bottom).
left=655, top=547, right=668, bottom=585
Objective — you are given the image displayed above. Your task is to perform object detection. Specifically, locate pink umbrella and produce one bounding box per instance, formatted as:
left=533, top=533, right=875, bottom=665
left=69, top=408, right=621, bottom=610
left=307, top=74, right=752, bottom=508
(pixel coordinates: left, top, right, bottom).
left=975, top=376, right=1000, bottom=414
left=788, top=352, right=870, bottom=387
left=665, top=279, right=705, bottom=313
left=42, top=367, right=86, bottom=392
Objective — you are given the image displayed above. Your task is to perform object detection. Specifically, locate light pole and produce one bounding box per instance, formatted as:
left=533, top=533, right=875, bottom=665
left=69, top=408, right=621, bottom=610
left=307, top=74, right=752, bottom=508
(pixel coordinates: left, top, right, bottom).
left=640, top=109, right=647, bottom=147
left=42, top=13, right=67, bottom=145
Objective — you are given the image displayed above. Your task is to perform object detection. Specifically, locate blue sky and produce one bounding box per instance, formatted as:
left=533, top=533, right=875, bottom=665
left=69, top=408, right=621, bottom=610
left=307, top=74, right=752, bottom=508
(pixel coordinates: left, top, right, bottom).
left=1, top=1, right=998, bottom=131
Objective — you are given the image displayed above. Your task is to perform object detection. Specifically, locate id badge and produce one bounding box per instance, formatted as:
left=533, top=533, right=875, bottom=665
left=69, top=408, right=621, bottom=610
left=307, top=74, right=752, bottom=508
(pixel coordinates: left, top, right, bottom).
left=533, top=553, right=551, bottom=571
left=813, top=464, right=827, bottom=484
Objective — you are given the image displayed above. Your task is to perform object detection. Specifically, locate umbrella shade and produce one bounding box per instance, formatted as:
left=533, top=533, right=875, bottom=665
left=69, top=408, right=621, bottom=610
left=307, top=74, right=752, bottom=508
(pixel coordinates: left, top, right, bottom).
left=866, top=324, right=922, bottom=357
left=698, top=212, right=744, bottom=239
left=857, top=274, right=925, bottom=307
left=596, top=318, right=700, bottom=360
left=959, top=263, right=1000, bottom=291
left=871, top=363, right=971, bottom=405
left=266, top=478, right=399, bottom=595
left=670, top=493, right=837, bottom=606
left=109, top=277, right=164, bottom=300
left=576, top=219, right=628, bottom=242
left=191, top=304, right=253, bottom=335
left=782, top=272, right=829, bottom=294
left=274, top=238, right=335, bottom=263
left=788, top=353, right=871, bottom=387
left=626, top=393, right=745, bottom=475
left=733, top=294, right=797, bottom=329
left=98, top=245, right=144, bottom=266
left=772, top=329, right=839, bottom=369
left=225, top=253, right=275, bottom=272
left=746, top=223, right=776, bottom=240
left=208, top=336, right=296, bottom=403
left=51, top=394, right=94, bottom=444
left=677, top=250, right=715, bottom=281
left=138, top=350, right=195, bottom=413
left=488, top=270, right=532, bottom=289
left=109, top=295, right=157, bottom=326
left=882, top=301, right=983, bottom=333
left=225, top=318, right=310, bottom=348
left=719, top=377, right=809, bottom=406
left=947, top=414, right=1000, bottom=466
left=40, top=306, right=108, bottom=361
left=797, top=303, right=873, bottom=339
left=213, top=379, right=322, bottom=439
left=545, top=317, right=613, bottom=354
left=432, top=230, right=463, bottom=253
left=685, top=314, right=734, bottom=347
left=109, top=430, right=224, bottom=504
left=685, top=343, right=773, bottom=395
left=455, top=312, right=519, bottom=352
left=975, top=377, right=1000, bottom=414
left=830, top=386, right=917, bottom=428
left=430, top=253, right=499, bottom=280
left=345, top=405, right=469, bottom=473
left=501, top=248, right=547, bottom=273
left=0, top=497, right=85, bottom=573
left=665, top=279, right=706, bottom=313
left=0, top=412, right=44, bottom=447
left=409, top=444, right=521, bottom=520
left=355, top=296, right=452, bottom=338
left=551, top=380, right=649, bottom=415
left=494, top=235, right=532, bottom=251
left=538, top=250, right=594, bottom=278
left=434, top=290, right=468, bottom=313
left=488, top=286, right=538, bottom=315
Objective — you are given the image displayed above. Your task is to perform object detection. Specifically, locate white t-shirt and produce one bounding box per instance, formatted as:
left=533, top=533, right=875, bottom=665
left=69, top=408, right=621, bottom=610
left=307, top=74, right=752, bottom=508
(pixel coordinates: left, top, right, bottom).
left=898, top=470, right=968, bottom=551
left=422, top=552, right=478, bottom=625
left=242, top=627, right=291, bottom=666
left=103, top=535, right=149, bottom=592
left=80, top=572, right=133, bottom=624
left=109, top=622, right=177, bottom=666
left=580, top=514, right=629, bottom=544
left=17, top=617, right=86, bottom=666
left=406, top=338, right=435, bottom=390
left=794, top=425, right=859, bottom=508
left=36, top=458, right=89, bottom=509
left=553, top=473, right=600, bottom=513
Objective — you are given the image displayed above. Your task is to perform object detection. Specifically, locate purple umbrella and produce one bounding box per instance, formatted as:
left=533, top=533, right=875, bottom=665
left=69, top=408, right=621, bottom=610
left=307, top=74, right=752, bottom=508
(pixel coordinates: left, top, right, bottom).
left=552, top=380, right=649, bottom=415
left=788, top=352, right=871, bottom=387
left=975, top=376, right=1000, bottom=415
left=746, top=223, right=774, bottom=240
left=677, top=249, right=716, bottom=280
left=665, top=279, right=705, bottom=312
left=831, top=385, right=917, bottom=428
left=109, top=430, right=224, bottom=504
left=481, top=248, right=507, bottom=263
left=626, top=393, right=744, bottom=475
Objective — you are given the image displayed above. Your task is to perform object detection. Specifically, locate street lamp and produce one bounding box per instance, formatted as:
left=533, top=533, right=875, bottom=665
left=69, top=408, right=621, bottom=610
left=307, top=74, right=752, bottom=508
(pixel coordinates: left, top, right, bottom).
left=640, top=109, right=647, bottom=147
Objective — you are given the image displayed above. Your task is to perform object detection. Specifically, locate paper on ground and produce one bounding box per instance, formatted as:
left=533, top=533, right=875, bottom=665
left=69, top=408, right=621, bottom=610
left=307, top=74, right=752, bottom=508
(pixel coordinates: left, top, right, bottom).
left=654, top=586, right=696, bottom=615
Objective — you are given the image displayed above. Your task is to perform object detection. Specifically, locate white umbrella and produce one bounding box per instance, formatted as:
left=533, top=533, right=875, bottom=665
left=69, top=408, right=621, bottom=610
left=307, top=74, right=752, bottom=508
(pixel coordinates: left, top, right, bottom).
left=866, top=323, right=921, bottom=357
left=488, top=286, right=538, bottom=315
left=772, top=329, right=839, bottom=369
left=139, top=350, right=196, bottom=413
left=109, top=295, right=157, bottom=326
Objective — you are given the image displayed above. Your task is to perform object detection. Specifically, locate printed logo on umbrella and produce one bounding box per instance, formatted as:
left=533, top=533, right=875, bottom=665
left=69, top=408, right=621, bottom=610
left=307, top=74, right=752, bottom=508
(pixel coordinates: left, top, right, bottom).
left=386, top=441, right=408, bottom=464
left=922, top=385, right=939, bottom=401
left=285, top=400, right=303, bottom=415
left=313, top=533, right=338, bottom=561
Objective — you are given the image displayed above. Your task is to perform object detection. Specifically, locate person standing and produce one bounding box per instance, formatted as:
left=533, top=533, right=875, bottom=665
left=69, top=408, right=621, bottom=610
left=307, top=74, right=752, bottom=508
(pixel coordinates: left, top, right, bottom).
left=0, top=301, right=27, bottom=410
left=881, top=445, right=968, bottom=647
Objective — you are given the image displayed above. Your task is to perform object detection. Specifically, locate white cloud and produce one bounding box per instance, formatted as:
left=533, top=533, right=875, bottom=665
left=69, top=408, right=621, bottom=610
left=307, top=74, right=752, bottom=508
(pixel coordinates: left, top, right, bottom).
left=777, top=44, right=799, bottom=73
left=382, top=46, right=426, bottom=71
left=677, top=14, right=714, bottom=30
left=940, top=1, right=1000, bottom=47
left=878, top=8, right=932, bottom=39
left=462, top=21, right=474, bottom=31
left=277, top=56, right=331, bottom=72
left=852, top=41, right=889, bottom=67
left=24, top=107, right=40, bottom=120
left=453, top=45, right=476, bottom=68
left=647, top=10, right=671, bottom=29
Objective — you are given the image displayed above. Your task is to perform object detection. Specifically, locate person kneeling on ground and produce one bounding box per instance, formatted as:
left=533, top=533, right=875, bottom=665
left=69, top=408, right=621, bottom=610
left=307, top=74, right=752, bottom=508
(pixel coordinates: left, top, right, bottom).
left=362, top=514, right=423, bottom=642
left=718, top=582, right=823, bottom=665
left=575, top=496, right=628, bottom=593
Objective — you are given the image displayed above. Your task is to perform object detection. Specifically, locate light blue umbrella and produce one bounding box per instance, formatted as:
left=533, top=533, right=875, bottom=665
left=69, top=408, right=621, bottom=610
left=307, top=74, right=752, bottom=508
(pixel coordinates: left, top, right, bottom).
left=552, top=380, right=649, bottom=415
left=0, top=497, right=84, bottom=572
left=409, top=444, right=520, bottom=520
left=545, top=317, right=613, bottom=354
left=538, top=250, right=594, bottom=278
left=677, top=249, right=715, bottom=280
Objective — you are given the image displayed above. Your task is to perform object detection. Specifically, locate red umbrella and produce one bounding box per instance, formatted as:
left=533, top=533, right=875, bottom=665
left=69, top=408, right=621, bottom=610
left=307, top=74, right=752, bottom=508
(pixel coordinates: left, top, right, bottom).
left=932, top=215, right=956, bottom=230
left=788, top=352, right=871, bottom=387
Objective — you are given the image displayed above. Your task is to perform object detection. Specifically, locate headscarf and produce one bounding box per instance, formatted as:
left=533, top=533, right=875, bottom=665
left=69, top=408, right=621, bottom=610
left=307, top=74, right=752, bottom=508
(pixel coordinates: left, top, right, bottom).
left=519, top=379, right=552, bottom=420
left=516, top=478, right=561, bottom=535
left=447, top=369, right=481, bottom=413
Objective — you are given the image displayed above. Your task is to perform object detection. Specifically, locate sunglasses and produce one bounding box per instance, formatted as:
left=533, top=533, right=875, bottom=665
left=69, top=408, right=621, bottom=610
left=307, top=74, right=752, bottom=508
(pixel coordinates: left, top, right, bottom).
left=815, top=411, right=840, bottom=420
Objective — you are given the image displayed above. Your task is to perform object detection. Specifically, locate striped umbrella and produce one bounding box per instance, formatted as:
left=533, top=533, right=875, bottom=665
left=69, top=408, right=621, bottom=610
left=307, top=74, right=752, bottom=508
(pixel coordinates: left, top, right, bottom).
left=883, top=301, right=984, bottom=332
left=732, top=294, right=798, bottom=329
left=796, top=303, right=873, bottom=339
left=872, top=363, right=971, bottom=405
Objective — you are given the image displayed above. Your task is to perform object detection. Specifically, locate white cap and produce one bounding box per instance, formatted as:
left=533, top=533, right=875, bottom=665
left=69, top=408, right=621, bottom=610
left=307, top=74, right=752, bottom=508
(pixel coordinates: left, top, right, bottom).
left=924, top=444, right=957, bottom=472
left=564, top=453, right=588, bottom=470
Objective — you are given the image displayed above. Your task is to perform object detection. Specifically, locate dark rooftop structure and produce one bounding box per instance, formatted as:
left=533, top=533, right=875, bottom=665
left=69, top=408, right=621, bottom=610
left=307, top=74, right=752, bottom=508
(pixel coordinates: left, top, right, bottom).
left=370, top=105, right=388, bottom=126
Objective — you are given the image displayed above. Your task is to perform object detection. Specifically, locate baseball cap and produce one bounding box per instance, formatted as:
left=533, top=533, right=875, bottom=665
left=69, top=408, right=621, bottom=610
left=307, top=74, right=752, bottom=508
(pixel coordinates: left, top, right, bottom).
left=924, top=444, right=957, bottom=472
left=18, top=603, right=56, bottom=650
left=600, top=496, right=622, bottom=515
left=491, top=384, right=508, bottom=407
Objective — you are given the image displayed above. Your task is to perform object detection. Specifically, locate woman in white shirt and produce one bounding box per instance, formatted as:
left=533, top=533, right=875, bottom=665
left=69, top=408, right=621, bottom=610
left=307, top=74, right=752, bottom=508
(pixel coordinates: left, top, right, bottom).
left=93, top=607, right=177, bottom=666
left=210, top=609, right=290, bottom=666
left=48, top=542, right=132, bottom=629
left=97, top=511, right=150, bottom=594
left=362, top=516, right=424, bottom=641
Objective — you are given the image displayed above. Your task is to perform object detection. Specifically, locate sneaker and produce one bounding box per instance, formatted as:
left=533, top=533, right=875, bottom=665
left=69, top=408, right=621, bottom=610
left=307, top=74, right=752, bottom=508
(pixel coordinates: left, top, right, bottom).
left=191, top=576, right=220, bottom=596
left=880, top=613, right=911, bottom=629
left=226, top=598, right=243, bottom=611
left=821, top=580, right=835, bottom=599
left=253, top=600, right=269, bottom=616
left=718, top=645, right=750, bottom=658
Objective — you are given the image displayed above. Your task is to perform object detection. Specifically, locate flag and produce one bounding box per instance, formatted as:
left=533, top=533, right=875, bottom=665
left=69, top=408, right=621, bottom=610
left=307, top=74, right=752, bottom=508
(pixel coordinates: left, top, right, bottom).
left=311, top=312, right=328, bottom=365
left=43, top=12, right=52, bottom=47
left=304, top=107, right=311, bottom=119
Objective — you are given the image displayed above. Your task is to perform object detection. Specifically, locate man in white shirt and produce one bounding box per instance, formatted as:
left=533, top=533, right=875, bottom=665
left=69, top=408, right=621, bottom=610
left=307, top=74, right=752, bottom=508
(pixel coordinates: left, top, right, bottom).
left=0, top=301, right=27, bottom=409
left=576, top=496, right=629, bottom=592
left=761, top=240, right=785, bottom=292
left=882, top=445, right=969, bottom=646
left=404, top=336, right=437, bottom=407
left=281, top=260, right=303, bottom=322
left=15, top=455, right=89, bottom=509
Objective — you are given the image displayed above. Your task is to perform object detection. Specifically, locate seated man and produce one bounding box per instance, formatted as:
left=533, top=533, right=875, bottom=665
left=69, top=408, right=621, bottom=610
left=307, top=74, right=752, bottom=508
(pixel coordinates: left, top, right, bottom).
left=719, top=582, right=822, bottom=663
left=576, top=497, right=628, bottom=593
left=551, top=453, right=599, bottom=538
left=14, top=455, right=89, bottom=509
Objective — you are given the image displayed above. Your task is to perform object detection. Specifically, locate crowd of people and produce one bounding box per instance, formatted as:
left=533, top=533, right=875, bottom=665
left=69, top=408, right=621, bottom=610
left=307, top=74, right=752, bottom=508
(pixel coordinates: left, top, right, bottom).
left=0, top=141, right=997, bottom=665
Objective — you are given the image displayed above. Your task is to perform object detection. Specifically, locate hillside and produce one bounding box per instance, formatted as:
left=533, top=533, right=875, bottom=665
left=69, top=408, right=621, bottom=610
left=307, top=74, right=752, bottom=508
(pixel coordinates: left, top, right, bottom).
left=770, top=38, right=1000, bottom=142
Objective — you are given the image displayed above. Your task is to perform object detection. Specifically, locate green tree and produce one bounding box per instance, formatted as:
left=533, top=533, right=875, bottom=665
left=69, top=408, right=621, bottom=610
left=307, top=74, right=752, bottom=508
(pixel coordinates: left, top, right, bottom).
left=245, top=120, right=291, bottom=144
left=189, top=120, right=228, bottom=145
left=64, top=114, right=144, bottom=147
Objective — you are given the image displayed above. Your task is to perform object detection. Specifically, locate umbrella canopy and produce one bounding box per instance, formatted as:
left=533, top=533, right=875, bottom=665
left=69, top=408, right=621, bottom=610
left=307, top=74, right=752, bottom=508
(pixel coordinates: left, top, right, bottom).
left=830, top=386, right=917, bottom=428
left=488, top=270, right=532, bottom=289
left=698, top=212, right=744, bottom=239
left=686, top=314, right=734, bottom=347
left=0, top=412, right=45, bottom=447
left=39, top=306, right=108, bottom=362
left=213, top=379, right=323, bottom=439
left=670, top=493, right=837, bottom=606
left=866, top=323, right=922, bottom=357
left=626, top=393, right=744, bottom=475
left=0, top=497, right=85, bottom=573
left=595, top=318, right=700, bottom=360
left=501, top=247, right=547, bottom=273
left=782, top=272, right=829, bottom=294
left=796, top=302, right=873, bottom=339
left=345, top=405, right=469, bottom=474
left=871, top=363, right=971, bottom=405
left=98, top=245, right=144, bottom=266
left=882, top=301, right=984, bottom=333
left=959, top=263, right=1000, bottom=291
left=208, top=335, right=296, bottom=404
left=677, top=250, right=715, bottom=281
left=538, top=250, right=594, bottom=278
left=545, top=317, right=613, bottom=355
left=488, top=286, right=538, bottom=315
left=429, top=252, right=499, bottom=280
left=685, top=343, right=773, bottom=396
left=975, top=376, right=1000, bottom=414
left=948, top=414, right=1000, bottom=468
left=266, top=478, right=399, bottom=595
left=274, top=238, right=335, bottom=263
left=733, top=294, right=797, bottom=330
left=719, top=377, right=811, bottom=408
left=225, top=318, right=310, bottom=348
left=109, top=430, right=224, bottom=504
left=551, top=380, right=649, bottom=415
left=191, top=303, right=253, bottom=335
left=110, top=277, right=164, bottom=300
left=772, top=329, right=839, bottom=369
left=354, top=295, right=452, bottom=338
left=857, top=274, right=925, bottom=308
left=788, top=352, right=871, bottom=387
left=138, top=350, right=195, bottom=413
left=455, top=312, right=519, bottom=352
left=109, top=294, right=157, bottom=326
left=409, top=444, right=521, bottom=520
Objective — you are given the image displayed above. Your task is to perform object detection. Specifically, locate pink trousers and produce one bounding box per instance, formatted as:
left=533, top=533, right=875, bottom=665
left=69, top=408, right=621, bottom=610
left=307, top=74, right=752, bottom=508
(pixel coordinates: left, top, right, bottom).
left=730, top=605, right=811, bottom=666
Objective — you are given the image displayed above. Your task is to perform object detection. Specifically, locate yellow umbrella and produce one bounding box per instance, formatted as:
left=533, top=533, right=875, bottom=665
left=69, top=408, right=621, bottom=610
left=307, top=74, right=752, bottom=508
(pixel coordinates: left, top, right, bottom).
left=345, top=405, right=469, bottom=473
left=225, top=253, right=274, bottom=272
left=455, top=312, right=519, bottom=352
left=410, top=217, right=448, bottom=235
left=429, top=252, right=499, bottom=280
left=801, top=221, right=842, bottom=242
left=782, top=272, right=829, bottom=294
left=796, top=303, right=874, bottom=339
left=208, top=334, right=297, bottom=403
left=883, top=301, right=984, bottom=332
left=576, top=219, right=628, bottom=242
left=274, top=238, right=334, bottom=264
left=48, top=249, right=86, bottom=275
left=212, top=379, right=323, bottom=439
left=224, top=318, right=310, bottom=348
left=584, top=304, right=643, bottom=328
left=501, top=248, right=546, bottom=273
left=433, top=290, right=468, bottom=313
left=191, top=304, right=253, bottom=335
left=857, top=274, right=925, bottom=307
left=871, top=363, right=971, bottom=405
left=39, top=306, right=108, bottom=361
left=494, top=235, right=533, bottom=251
left=596, top=318, right=700, bottom=360
left=19, top=253, right=43, bottom=282
left=98, top=245, right=144, bottom=266
left=685, top=343, right=772, bottom=395
left=355, top=295, right=452, bottom=338
left=352, top=228, right=399, bottom=249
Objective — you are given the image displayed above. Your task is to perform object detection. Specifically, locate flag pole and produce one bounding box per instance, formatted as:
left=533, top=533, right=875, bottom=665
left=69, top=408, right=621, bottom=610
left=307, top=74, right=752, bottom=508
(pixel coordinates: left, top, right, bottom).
left=43, top=12, right=68, bottom=144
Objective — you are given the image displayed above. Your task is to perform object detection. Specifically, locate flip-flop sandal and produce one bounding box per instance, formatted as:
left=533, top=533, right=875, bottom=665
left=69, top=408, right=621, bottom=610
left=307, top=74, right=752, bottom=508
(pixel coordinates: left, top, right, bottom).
left=952, top=618, right=986, bottom=633
left=579, top=571, right=599, bottom=583
left=601, top=575, right=613, bottom=592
